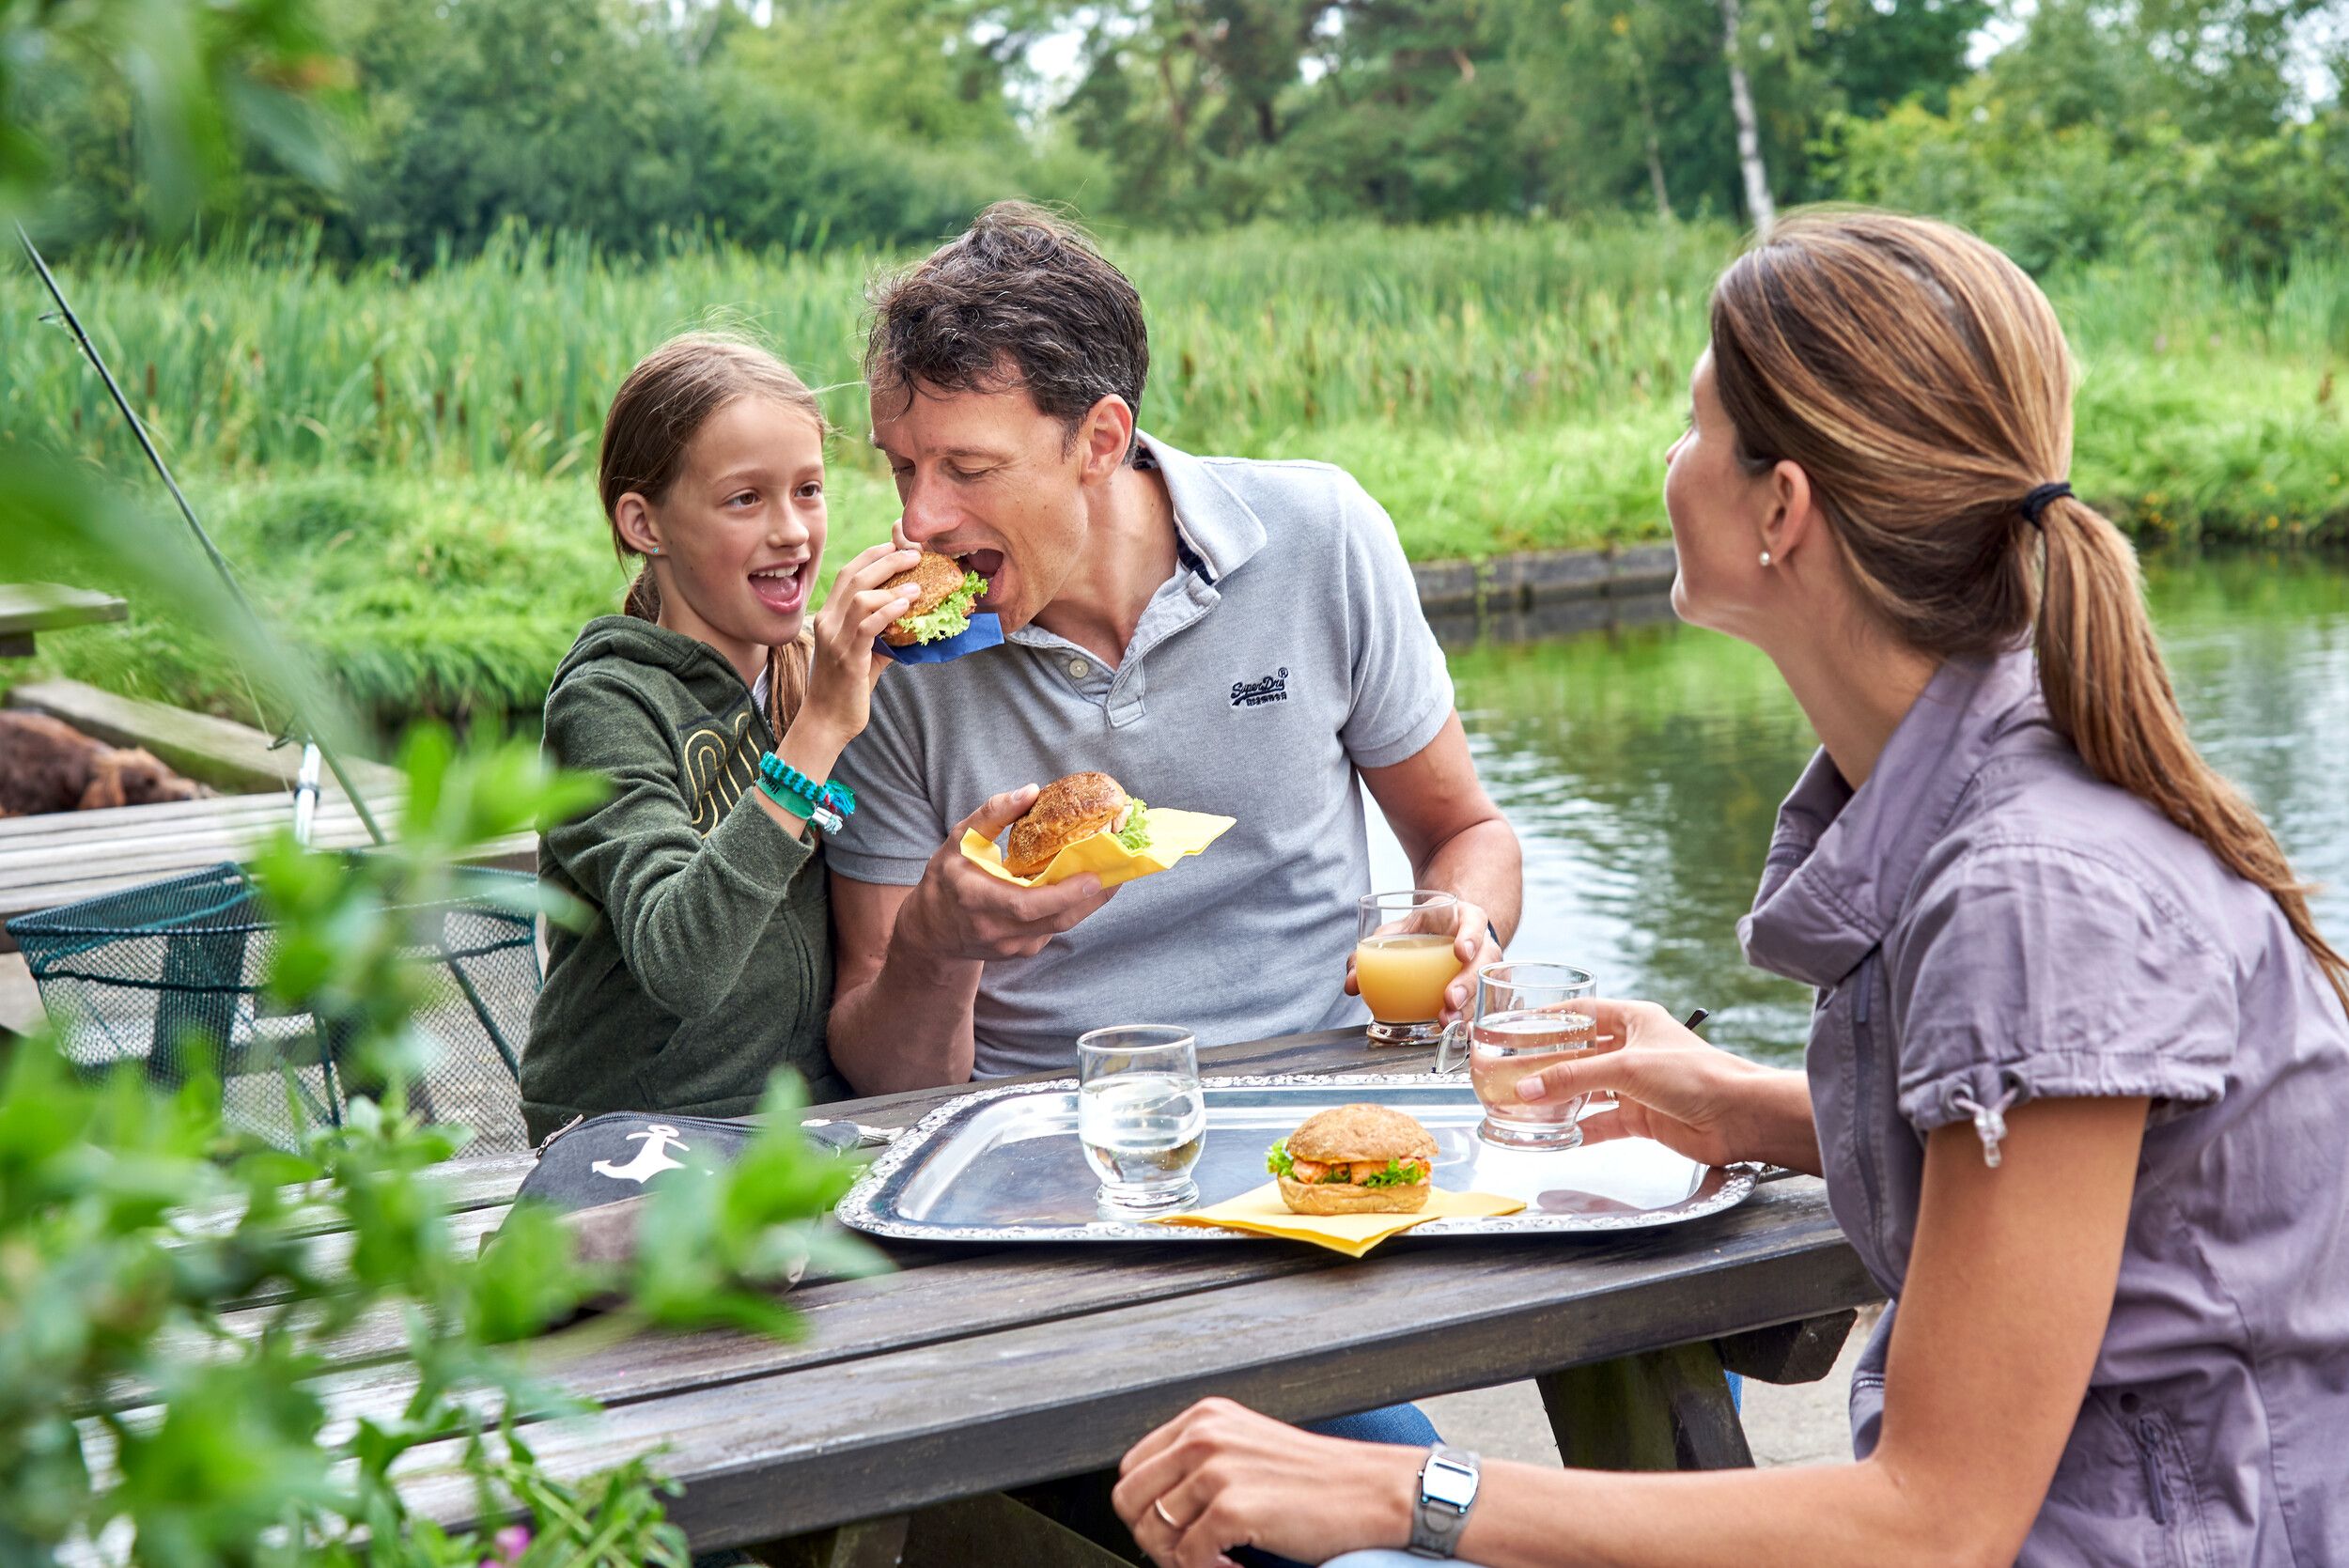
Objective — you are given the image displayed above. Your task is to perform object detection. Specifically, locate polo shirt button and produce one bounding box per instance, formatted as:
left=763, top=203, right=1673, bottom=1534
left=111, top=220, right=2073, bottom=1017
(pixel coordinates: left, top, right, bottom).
left=1067, top=659, right=1091, bottom=678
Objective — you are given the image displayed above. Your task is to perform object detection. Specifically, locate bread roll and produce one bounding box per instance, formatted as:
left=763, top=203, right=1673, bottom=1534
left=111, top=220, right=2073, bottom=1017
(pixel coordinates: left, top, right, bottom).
left=882, top=551, right=973, bottom=647
left=1004, top=771, right=1131, bottom=877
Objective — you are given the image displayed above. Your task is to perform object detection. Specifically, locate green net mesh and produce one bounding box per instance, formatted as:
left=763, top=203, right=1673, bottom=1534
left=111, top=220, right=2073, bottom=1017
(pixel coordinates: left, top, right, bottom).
left=8, top=862, right=538, bottom=1153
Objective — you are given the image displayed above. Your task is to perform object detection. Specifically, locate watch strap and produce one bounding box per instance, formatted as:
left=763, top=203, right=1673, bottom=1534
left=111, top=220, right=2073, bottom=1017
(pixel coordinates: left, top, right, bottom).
left=1407, top=1444, right=1479, bottom=1559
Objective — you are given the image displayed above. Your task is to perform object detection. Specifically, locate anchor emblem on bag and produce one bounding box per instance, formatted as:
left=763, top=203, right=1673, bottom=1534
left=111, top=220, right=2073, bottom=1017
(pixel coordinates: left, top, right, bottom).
left=591, top=1123, right=689, bottom=1185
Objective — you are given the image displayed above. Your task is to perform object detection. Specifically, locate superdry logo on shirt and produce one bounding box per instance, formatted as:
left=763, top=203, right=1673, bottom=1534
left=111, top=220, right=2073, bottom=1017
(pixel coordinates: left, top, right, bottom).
left=1231, top=669, right=1290, bottom=708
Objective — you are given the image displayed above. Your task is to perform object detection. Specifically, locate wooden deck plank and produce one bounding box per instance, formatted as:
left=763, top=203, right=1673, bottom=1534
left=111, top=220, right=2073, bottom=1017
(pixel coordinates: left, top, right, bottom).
left=0, top=788, right=535, bottom=951
left=0, top=809, right=391, bottom=877
left=0, top=787, right=370, bottom=838
left=0, top=790, right=325, bottom=841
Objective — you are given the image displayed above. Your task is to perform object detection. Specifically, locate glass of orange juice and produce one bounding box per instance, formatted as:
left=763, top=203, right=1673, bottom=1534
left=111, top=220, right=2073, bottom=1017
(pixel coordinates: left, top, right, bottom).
left=1355, top=891, right=1468, bottom=1048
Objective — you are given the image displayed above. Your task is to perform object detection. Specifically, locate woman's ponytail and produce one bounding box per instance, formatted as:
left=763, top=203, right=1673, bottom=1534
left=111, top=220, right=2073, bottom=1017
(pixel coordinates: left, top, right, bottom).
left=2036, top=501, right=2349, bottom=1010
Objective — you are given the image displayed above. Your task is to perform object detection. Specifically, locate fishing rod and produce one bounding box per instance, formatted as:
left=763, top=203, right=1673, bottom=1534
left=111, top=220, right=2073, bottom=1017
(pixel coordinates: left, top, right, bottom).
left=14, top=221, right=385, bottom=847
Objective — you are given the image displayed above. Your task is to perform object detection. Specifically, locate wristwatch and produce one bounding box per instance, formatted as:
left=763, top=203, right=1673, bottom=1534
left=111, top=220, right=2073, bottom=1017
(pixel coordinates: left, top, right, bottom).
left=1407, top=1444, right=1480, bottom=1559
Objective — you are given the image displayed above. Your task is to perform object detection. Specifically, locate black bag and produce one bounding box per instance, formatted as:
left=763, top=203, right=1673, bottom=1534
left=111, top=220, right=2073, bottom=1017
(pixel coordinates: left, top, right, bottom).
left=514, top=1111, right=863, bottom=1216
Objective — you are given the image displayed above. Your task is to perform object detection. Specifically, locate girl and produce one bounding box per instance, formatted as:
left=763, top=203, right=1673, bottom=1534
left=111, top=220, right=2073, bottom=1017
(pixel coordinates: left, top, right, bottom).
left=1112, top=212, right=2349, bottom=1565
left=521, top=334, right=921, bottom=1142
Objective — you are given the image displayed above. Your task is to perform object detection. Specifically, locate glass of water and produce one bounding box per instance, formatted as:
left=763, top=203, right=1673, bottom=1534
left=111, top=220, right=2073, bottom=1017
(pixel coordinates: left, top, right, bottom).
left=1077, top=1024, right=1206, bottom=1214
left=1437, top=962, right=1603, bottom=1149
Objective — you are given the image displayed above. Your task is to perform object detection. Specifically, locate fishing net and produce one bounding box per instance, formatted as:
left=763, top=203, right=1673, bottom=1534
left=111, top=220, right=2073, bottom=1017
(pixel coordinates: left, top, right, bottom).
left=8, top=862, right=537, bottom=1153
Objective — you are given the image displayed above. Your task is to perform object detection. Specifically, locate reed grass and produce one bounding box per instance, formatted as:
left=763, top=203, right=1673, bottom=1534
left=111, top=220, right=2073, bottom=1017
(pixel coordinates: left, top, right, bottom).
left=6, top=219, right=2344, bottom=724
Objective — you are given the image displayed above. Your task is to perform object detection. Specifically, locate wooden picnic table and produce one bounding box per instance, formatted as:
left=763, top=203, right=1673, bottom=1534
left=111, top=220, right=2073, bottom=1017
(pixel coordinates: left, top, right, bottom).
left=256, top=1027, right=1884, bottom=1563
left=0, top=582, right=127, bottom=658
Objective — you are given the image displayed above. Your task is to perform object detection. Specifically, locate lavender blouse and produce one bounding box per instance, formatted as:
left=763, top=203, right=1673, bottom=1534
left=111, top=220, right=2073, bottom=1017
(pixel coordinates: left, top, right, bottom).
left=1741, top=649, right=2349, bottom=1564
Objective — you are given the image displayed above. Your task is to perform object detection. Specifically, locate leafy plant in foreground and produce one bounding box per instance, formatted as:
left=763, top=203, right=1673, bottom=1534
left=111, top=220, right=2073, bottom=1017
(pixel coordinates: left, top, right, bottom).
left=0, top=729, right=883, bottom=1566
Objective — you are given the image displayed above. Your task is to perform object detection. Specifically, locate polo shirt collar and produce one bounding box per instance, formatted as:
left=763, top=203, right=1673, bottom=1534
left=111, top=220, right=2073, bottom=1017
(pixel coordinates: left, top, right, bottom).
left=1737, top=649, right=2039, bottom=988
left=1135, top=432, right=1268, bottom=582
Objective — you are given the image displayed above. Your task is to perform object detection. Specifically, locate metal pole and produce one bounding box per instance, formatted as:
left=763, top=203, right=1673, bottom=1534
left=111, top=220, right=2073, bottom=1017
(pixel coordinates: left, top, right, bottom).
left=292, top=742, right=322, bottom=848
left=15, top=222, right=387, bottom=846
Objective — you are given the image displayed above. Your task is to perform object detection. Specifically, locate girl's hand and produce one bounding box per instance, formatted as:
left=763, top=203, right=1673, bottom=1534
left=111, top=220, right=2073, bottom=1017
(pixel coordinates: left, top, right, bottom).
left=1520, top=999, right=1818, bottom=1172
left=1112, top=1399, right=1417, bottom=1568
left=799, top=543, right=921, bottom=749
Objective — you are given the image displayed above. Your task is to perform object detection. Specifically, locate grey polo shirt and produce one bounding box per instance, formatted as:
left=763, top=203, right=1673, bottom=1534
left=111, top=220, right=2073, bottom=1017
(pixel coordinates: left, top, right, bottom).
left=828, top=433, right=1455, bottom=1078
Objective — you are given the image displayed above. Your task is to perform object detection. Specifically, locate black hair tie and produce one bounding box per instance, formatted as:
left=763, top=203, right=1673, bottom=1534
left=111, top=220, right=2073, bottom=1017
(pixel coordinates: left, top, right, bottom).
left=2018, top=481, right=2072, bottom=528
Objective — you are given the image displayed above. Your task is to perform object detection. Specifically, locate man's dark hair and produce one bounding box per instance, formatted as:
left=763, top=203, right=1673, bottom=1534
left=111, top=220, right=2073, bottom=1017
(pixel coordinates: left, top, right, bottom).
left=865, top=201, right=1148, bottom=458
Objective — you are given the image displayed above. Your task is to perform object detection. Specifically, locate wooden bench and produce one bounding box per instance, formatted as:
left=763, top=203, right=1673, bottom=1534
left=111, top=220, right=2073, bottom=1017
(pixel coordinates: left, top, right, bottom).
left=0, top=583, right=127, bottom=660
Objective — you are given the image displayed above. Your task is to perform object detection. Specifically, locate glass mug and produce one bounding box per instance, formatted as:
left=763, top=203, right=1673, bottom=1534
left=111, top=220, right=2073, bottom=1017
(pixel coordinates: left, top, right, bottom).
left=1355, top=891, right=1469, bottom=1048
left=1076, top=1024, right=1206, bottom=1214
left=1437, top=962, right=1606, bottom=1149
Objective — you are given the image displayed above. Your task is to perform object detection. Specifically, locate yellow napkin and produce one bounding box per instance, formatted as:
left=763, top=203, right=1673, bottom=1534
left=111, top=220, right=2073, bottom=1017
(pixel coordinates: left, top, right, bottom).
left=1151, top=1182, right=1525, bottom=1258
left=961, top=807, right=1237, bottom=892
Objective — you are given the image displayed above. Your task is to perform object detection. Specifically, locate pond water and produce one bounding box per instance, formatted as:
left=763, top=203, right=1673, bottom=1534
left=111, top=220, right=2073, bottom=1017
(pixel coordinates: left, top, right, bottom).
left=1368, top=552, right=2349, bottom=1067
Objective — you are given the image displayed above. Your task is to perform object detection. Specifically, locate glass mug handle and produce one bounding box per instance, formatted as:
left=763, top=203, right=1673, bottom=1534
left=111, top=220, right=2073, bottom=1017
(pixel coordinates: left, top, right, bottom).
left=1436, top=1017, right=1471, bottom=1075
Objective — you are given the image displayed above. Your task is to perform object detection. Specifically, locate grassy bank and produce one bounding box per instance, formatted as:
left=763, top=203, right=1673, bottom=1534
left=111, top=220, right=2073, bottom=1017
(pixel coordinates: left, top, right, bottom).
left=5, top=220, right=2346, bottom=724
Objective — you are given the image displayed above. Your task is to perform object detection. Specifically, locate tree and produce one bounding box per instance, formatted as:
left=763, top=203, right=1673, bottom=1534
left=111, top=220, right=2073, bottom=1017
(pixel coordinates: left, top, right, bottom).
left=1719, top=0, right=1776, bottom=230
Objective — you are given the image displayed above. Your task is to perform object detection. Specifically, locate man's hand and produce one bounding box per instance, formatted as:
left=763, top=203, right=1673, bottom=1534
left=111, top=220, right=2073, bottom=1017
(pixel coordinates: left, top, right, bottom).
left=1344, top=895, right=1501, bottom=1026
left=895, top=785, right=1121, bottom=963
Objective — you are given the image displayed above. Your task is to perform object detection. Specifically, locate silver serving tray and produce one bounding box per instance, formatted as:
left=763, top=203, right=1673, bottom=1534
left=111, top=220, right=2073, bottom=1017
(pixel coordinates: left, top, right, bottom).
left=834, top=1074, right=1757, bottom=1244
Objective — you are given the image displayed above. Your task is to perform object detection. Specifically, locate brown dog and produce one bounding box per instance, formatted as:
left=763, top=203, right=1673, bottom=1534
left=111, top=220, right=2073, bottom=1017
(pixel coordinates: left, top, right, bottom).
left=0, top=711, right=206, bottom=816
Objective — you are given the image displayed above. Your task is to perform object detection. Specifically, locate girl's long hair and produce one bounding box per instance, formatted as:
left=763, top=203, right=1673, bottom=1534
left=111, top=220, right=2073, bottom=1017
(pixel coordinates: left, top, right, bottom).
left=598, top=333, right=823, bottom=741
left=1710, top=210, right=2348, bottom=1012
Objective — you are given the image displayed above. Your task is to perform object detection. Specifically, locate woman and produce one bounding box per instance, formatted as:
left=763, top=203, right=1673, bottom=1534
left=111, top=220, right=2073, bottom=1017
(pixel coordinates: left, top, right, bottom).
left=1112, top=211, right=2349, bottom=1566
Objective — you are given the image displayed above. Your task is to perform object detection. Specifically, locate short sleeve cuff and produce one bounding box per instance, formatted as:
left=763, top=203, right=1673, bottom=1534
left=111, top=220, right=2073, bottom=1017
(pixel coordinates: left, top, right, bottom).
left=1344, top=687, right=1455, bottom=770
left=1900, top=1048, right=2226, bottom=1137
left=822, top=844, right=930, bottom=887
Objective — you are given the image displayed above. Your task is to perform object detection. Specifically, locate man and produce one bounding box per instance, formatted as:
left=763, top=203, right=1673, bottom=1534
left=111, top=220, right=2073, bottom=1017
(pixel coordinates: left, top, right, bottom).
left=825, top=202, right=1520, bottom=1094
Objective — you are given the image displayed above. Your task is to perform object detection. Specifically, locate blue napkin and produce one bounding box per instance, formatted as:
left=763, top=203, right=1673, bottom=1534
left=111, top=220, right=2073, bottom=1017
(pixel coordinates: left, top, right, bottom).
left=878, top=612, right=1004, bottom=664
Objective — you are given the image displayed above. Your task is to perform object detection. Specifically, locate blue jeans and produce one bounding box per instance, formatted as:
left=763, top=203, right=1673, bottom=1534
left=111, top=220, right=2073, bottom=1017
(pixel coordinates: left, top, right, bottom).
left=1307, top=1403, right=1442, bottom=1448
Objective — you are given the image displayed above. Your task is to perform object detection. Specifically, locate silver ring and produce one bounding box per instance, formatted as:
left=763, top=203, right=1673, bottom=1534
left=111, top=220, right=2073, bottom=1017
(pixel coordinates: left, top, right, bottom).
left=1153, top=1498, right=1180, bottom=1529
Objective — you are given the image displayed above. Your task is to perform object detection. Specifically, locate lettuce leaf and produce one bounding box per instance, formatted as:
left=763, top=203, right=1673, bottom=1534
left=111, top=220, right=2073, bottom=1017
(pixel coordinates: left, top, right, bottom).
left=896, top=570, right=988, bottom=644
left=1113, top=799, right=1151, bottom=853
left=1269, top=1141, right=1425, bottom=1186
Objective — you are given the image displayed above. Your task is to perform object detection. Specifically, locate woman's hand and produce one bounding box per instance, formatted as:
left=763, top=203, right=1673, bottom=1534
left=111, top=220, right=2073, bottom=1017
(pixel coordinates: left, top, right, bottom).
left=797, top=542, right=921, bottom=749
left=1521, top=999, right=1821, bottom=1174
left=1112, top=1399, right=1419, bottom=1568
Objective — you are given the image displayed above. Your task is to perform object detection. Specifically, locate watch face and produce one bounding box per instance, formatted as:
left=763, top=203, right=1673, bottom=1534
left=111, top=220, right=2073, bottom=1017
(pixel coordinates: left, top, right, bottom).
left=1423, top=1455, right=1478, bottom=1512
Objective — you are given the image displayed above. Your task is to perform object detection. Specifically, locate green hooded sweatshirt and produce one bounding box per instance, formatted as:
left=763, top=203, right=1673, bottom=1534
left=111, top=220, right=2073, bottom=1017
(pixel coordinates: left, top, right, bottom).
left=521, top=615, right=846, bottom=1141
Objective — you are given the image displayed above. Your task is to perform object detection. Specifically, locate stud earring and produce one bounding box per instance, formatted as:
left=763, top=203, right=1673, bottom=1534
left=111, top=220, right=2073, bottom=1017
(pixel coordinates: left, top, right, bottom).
left=648, top=546, right=661, bottom=556
left=1758, top=550, right=1773, bottom=567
